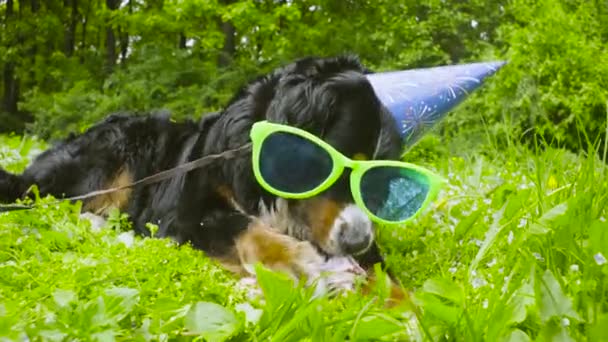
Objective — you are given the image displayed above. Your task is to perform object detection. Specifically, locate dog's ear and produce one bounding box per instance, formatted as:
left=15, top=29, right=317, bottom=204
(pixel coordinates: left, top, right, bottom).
left=373, top=107, right=403, bottom=160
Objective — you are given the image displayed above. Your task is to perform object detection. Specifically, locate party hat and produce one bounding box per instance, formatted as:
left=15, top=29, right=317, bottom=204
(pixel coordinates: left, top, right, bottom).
left=366, top=61, right=506, bottom=151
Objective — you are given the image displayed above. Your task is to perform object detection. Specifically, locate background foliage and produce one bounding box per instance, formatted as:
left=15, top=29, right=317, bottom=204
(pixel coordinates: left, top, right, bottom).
left=1, top=0, right=607, bottom=153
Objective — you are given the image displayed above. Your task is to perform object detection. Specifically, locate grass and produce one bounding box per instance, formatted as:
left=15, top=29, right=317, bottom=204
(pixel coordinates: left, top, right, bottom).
left=1, top=130, right=607, bottom=341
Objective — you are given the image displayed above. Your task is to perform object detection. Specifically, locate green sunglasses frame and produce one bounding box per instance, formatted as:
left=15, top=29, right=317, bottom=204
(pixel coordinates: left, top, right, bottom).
left=250, top=120, right=445, bottom=225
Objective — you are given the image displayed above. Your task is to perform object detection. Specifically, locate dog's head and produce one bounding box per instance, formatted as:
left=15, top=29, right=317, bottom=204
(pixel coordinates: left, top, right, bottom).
left=212, top=55, right=402, bottom=257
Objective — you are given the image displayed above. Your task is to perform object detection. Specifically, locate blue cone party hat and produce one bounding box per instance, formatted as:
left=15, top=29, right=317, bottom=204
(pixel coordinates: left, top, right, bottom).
left=366, top=61, right=506, bottom=151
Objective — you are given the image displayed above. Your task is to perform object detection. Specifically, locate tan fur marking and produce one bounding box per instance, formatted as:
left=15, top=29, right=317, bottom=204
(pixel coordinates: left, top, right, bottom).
left=216, top=184, right=248, bottom=215
left=216, top=185, right=234, bottom=202
left=304, top=198, right=344, bottom=247
left=84, top=168, right=133, bottom=216
left=236, top=221, right=293, bottom=270
left=215, top=247, right=249, bottom=276
left=235, top=220, right=324, bottom=279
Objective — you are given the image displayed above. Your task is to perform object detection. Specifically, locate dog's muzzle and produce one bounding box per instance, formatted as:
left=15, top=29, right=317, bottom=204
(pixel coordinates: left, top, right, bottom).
left=331, top=204, right=373, bottom=255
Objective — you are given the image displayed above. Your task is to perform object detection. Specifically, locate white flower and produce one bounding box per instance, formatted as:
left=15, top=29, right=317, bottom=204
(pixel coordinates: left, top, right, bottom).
left=482, top=299, right=489, bottom=309
left=518, top=218, right=527, bottom=228
left=449, top=267, right=457, bottom=274
left=471, top=277, right=487, bottom=289
left=561, top=318, right=570, bottom=327
left=569, top=264, right=579, bottom=272
left=507, top=231, right=514, bottom=244
left=594, top=252, right=607, bottom=266
left=533, top=252, right=545, bottom=262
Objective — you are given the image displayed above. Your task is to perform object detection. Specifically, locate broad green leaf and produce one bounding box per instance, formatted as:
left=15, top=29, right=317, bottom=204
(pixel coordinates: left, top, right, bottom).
left=539, top=202, right=568, bottom=223
left=37, top=330, right=68, bottom=342
left=506, top=281, right=535, bottom=325
left=454, top=209, right=481, bottom=239
left=91, top=330, right=116, bottom=342
left=501, top=329, right=531, bottom=342
left=504, top=188, right=531, bottom=220
left=589, top=219, right=608, bottom=256
left=471, top=203, right=506, bottom=271
left=351, top=314, right=405, bottom=340
left=254, top=263, right=297, bottom=311
left=537, top=270, right=581, bottom=323
left=103, top=287, right=140, bottom=322
left=414, top=292, right=462, bottom=324
left=529, top=222, right=550, bottom=235
left=589, top=313, right=608, bottom=341
left=53, top=288, right=77, bottom=308
left=529, top=202, right=568, bottom=234
left=422, top=277, right=464, bottom=306
left=538, top=322, right=575, bottom=342
left=184, top=302, right=239, bottom=342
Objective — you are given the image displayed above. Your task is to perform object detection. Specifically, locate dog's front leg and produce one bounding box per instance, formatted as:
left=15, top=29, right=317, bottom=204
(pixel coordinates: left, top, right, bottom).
left=233, top=219, right=367, bottom=298
left=235, top=219, right=327, bottom=287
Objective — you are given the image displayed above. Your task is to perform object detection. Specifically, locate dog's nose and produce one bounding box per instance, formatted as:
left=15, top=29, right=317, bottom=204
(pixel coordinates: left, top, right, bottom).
left=337, top=205, right=373, bottom=255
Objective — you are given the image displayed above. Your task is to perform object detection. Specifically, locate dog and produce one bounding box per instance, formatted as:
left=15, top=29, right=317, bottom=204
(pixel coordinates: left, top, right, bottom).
left=0, top=55, right=406, bottom=301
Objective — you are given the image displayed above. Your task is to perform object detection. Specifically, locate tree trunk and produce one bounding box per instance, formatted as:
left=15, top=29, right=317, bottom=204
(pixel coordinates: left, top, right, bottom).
left=2, top=0, right=15, bottom=111
left=80, top=1, right=88, bottom=63
left=118, top=28, right=129, bottom=64
left=179, top=32, right=187, bottom=49
left=218, top=19, right=236, bottom=67
left=5, top=0, right=13, bottom=14
left=31, top=0, right=40, bottom=12
left=2, top=63, right=19, bottom=115
left=105, top=0, right=120, bottom=73
left=2, top=0, right=18, bottom=113
left=28, top=0, right=40, bottom=84
left=64, top=0, right=79, bottom=57
left=2, top=0, right=21, bottom=130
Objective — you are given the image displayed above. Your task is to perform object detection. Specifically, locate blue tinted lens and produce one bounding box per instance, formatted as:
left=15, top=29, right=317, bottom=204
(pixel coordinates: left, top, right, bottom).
left=360, top=166, right=430, bottom=222
left=259, top=131, right=333, bottom=193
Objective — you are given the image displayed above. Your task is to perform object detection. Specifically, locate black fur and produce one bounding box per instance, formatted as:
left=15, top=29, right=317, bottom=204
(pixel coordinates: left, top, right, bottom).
left=0, top=55, right=402, bottom=268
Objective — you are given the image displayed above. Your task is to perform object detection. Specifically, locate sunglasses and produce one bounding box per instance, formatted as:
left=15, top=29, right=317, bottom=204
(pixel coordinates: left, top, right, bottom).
left=249, top=121, right=445, bottom=225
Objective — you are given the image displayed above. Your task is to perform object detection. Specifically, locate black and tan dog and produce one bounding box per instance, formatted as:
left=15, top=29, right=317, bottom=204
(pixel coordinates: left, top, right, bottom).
left=0, top=56, right=406, bottom=300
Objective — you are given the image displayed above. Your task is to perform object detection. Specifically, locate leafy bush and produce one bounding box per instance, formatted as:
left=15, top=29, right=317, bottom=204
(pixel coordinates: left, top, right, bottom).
left=19, top=43, right=261, bottom=139
left=443, top=0, right=608, bottom=154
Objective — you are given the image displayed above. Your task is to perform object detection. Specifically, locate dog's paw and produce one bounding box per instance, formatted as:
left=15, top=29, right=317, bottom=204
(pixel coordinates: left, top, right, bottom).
left=286, top=242, right=368, bottom=297
left=316, top=256, right=366, bottom=296
left=277, top=242, right=363, bottom=297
